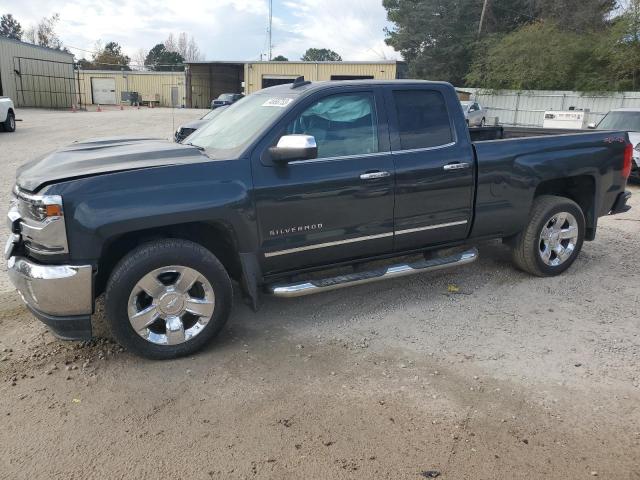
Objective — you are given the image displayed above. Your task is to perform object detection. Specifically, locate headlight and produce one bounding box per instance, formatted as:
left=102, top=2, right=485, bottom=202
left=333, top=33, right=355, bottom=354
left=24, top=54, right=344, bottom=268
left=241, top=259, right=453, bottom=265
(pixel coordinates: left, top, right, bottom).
left=11, top=186, right=68, bottom=255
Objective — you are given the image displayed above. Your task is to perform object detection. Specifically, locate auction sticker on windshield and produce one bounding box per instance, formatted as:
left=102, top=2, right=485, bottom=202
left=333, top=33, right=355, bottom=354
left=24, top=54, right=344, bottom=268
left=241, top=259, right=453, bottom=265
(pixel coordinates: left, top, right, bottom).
left=262, top=98, right=293, bottom=108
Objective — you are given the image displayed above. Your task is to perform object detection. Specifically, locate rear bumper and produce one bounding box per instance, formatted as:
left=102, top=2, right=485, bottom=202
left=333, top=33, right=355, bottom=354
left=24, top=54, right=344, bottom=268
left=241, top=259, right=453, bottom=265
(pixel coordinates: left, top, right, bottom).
left=610, top=190, right=632, bottom=215
left=7, top=256, right=93, bottom=340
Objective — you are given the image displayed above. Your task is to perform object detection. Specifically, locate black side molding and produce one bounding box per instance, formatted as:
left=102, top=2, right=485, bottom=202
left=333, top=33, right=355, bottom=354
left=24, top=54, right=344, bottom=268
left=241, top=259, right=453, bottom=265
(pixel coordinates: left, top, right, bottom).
left=610, top=190, right=632, bottom=215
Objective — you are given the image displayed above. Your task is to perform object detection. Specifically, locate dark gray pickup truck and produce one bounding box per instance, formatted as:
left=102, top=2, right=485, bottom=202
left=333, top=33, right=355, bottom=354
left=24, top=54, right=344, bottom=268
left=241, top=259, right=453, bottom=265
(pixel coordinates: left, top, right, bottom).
left=6, top=79, right=633, bottom=359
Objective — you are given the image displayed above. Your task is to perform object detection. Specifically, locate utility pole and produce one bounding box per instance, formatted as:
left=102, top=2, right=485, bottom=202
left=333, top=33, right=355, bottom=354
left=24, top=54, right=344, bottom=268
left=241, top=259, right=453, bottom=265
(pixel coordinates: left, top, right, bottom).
left=478, top=0, right=489, bottom=37
left=268, top=0, right=273, bottom=60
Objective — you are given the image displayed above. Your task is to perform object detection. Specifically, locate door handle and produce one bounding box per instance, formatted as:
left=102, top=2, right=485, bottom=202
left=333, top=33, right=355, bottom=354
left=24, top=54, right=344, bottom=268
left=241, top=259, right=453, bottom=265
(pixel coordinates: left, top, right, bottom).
left=360, top=171, right=391, bottom=180
left=443, top=162, right=471, bottom=171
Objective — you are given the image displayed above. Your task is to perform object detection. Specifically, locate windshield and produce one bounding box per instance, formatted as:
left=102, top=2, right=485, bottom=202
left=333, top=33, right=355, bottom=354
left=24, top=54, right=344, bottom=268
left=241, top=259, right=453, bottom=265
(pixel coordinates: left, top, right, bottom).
left=186, top=93, right=295, bottom=157
left=597, top=111, right=640, bottom=132
left=460, top=101, right=472, bottom=108
left=217, top=94, right=235, bottom=101
left=200, top=107, right=226, bottom=120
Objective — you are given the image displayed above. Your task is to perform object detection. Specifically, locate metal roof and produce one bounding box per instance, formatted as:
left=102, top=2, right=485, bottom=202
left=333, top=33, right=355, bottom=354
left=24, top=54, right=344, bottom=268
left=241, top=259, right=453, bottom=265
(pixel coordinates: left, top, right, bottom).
left=0, top=36, right=74, bottom=58
left=185, top=60, right=399, bottom=66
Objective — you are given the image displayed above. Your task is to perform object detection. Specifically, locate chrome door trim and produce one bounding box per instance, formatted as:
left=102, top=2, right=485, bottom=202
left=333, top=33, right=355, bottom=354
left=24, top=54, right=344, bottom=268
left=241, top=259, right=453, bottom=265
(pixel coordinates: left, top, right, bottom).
left=264, top=232, right=394, bottom=258
left=390, top=141, right=457, bottom=156
left=290, top=151, right=387, bottom=165
left=395, top=220, right=468, bottom=236
left=264, top=220, right=469, bottom=257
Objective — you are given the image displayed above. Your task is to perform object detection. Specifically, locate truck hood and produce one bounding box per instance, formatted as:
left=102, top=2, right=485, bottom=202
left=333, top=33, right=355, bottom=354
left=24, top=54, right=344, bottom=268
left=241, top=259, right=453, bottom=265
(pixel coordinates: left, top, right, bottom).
left=179, top=119, right=209, bottom=130
left=16, top=137, right=208, bottom=192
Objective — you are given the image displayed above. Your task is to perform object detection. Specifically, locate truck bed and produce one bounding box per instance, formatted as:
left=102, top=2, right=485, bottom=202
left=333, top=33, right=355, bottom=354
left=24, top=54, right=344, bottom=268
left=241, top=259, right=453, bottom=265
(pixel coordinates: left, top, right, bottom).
left=469, top=126, right=587, bottom=142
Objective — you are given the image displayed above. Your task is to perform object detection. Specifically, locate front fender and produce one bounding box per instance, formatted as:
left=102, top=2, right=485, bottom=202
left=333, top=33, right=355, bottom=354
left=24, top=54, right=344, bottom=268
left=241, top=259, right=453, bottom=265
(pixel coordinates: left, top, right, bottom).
left=50, top=160, right=257, bottom=262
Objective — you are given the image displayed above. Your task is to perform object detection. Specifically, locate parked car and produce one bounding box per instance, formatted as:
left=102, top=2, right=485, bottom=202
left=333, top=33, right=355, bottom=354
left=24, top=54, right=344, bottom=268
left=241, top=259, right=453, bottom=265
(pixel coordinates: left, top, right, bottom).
left=6, top=80, right=632, bottom=359
left=211, top=93, right=243, bottom=109
left=589, top=108, right=640, bottom=181
left=174, top=106, right=227, bottom=143
left=461, top=100, right=485, bottom=127
left=0, top=97, right=16, bottom=132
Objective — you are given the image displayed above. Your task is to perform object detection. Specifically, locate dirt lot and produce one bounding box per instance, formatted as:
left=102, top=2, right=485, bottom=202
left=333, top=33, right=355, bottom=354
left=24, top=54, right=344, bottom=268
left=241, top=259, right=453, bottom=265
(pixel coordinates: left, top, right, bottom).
left=0, top=108, right=639, bottom=479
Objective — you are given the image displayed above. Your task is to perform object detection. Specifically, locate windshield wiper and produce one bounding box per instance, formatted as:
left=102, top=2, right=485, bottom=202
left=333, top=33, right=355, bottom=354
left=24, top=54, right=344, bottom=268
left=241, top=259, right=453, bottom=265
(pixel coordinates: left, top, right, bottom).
left=184, top=142, right=205, bottom=151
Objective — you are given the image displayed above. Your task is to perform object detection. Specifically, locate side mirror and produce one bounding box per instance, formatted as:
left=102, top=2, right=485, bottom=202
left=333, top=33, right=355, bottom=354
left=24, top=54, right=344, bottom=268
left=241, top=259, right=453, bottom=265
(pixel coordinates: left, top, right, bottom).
left=587, top=122, right=597, bottom=129
left=269, top=134, right=318, bottom=163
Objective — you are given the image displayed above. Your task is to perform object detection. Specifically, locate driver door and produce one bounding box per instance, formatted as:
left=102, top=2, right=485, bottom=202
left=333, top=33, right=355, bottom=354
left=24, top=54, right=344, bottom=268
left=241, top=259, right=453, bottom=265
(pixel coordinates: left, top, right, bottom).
left=251, top=88, right=395, bottom=274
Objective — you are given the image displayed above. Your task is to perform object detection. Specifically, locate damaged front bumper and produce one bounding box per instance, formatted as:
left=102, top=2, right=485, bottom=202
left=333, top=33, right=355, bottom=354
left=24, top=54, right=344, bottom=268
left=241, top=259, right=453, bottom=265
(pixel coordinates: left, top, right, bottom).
left=6, top=255, right=93, bottom=340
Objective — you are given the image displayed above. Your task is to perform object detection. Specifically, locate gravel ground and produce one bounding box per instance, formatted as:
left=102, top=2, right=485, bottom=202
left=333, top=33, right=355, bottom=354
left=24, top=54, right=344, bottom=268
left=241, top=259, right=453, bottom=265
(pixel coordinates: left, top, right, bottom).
left=0, top=108, right=639, bottom=479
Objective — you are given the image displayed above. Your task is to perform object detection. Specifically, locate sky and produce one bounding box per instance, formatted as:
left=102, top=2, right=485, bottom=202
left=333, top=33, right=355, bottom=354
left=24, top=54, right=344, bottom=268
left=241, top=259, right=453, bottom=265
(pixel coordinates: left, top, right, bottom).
left=1, top=0, right=401, bottom=64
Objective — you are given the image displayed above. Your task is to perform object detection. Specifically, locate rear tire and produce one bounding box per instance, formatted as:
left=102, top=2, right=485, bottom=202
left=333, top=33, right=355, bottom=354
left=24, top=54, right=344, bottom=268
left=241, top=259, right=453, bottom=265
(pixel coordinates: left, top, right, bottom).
left=3, top=111, right=15, bottom=132
left=511, top=195, right=585, bottom=277
left=105, top=239, right=233, bottom=359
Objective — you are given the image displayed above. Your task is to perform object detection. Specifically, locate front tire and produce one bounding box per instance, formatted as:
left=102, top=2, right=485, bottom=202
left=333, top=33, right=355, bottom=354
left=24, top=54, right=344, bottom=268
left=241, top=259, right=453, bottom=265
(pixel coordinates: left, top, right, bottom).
left=3, top=111, right=15, bottom=132
left=105, top=239, right=233, bottom=359
left=511, top=195, right=585, bottom=277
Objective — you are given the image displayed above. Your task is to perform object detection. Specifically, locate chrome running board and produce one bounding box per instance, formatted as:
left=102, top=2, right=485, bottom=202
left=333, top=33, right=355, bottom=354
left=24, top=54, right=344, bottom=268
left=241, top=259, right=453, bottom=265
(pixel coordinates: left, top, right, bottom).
left=268, top=248, right=478, bottom=298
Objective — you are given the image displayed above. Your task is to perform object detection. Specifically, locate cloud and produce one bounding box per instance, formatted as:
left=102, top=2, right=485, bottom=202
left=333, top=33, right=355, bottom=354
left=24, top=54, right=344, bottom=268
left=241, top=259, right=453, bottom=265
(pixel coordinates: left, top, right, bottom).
left=274, top=0, right=400, bottom=60
left=4, top=0, right=399, bottom=61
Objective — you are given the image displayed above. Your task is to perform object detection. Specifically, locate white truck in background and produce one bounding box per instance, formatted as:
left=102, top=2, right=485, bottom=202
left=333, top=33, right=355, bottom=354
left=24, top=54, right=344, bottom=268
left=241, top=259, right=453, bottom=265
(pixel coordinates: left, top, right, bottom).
left=0, top=97, right=16, bottom=132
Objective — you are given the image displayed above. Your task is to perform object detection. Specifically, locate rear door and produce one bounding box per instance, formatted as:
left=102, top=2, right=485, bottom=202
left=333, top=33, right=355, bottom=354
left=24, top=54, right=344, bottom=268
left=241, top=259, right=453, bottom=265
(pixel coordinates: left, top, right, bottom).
left=385, top=86, right=475, bottom=251
left=252, top=87, right=395, bottom=273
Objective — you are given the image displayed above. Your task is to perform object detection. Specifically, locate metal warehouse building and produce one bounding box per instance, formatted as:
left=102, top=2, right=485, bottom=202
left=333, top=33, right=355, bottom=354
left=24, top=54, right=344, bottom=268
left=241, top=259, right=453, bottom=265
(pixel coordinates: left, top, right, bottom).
left=0, top=37, right=76, bottom=108
left=185, top=60, right=402, bottom=108
left=77, top=70, right=186, bottom=107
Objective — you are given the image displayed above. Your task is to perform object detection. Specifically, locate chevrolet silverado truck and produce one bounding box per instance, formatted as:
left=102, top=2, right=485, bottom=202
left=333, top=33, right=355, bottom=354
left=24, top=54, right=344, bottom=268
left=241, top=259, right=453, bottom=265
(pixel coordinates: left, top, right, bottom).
left=0, top=97, right=16, bottom=132
left=5, top=79, right=633, bottom=359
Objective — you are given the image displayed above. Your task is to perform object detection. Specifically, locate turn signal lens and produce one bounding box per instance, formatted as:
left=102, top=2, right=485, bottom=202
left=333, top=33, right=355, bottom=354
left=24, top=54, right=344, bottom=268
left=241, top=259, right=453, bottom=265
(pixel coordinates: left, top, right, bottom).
left=45, top=204, right=63, bottom=217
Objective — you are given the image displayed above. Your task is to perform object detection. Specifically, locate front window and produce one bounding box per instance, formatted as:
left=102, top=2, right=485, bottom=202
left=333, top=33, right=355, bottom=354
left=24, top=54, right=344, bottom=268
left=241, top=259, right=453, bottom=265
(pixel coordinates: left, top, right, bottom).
left=201, top=108, right=226, bottom=120
left=187, top=93, right=294, bottom=157
left=285, top=93, right=379, bottom=159
left=597, top=111, right=640, bottom=132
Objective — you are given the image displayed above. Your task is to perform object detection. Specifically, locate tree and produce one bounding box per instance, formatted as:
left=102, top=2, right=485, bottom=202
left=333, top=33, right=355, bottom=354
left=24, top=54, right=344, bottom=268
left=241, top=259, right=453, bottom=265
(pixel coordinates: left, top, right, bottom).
left=24, top=13, right=64, bottom=50
left=82, top=41, right=131, bottom=70
left=164, top=32, right=202, bottom=62
left=466, top=21, right=599, bottom=90
left=301, top=48, right=342, bottom=61
left=384, top=0, right=476, bottom=84
left=145, top=43, right=184, bottom=71
left=592, top=0, right=640, bottom=90
left=383, top=0, right=617, bottom=86
left=272, top=55, right=288, bottom=61
left=132, top=48, right=149, bottom=70
left=0, top=14, right=22, bottom=40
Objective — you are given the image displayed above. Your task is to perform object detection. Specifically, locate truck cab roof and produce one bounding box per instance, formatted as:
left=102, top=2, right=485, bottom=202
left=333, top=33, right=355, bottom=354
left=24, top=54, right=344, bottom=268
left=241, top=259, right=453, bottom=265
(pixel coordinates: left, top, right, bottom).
left=260, top=79, right=454, bottom=96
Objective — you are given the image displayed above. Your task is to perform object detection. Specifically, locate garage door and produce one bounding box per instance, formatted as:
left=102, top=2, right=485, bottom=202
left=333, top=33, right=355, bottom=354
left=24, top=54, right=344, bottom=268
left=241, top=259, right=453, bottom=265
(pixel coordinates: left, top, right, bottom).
left=91, top=78, right=117, bottom=105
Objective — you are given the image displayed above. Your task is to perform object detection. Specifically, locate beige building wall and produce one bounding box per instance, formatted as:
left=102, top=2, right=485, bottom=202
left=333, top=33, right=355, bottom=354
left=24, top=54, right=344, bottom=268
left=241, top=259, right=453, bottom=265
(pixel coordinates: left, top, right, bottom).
left=77, top=70, right=186, bottom=107
left=0, top=37, right=75, bottom=108
left=243, top=61, right=398, bottom=94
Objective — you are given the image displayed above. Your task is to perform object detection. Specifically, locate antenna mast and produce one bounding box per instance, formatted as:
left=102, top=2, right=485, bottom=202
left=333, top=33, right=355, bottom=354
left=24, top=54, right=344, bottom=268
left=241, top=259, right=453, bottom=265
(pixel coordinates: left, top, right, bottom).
left=268, top=0, right=273, bottom=60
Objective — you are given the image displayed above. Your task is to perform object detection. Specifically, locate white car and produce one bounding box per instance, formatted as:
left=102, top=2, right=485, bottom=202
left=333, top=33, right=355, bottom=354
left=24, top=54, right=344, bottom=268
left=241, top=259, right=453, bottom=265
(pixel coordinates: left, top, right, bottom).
left=461, top=101, right=486, bottom=127
left=0, top=97, right=16, bottom=132
left=591, top=108, right=640, bottom=181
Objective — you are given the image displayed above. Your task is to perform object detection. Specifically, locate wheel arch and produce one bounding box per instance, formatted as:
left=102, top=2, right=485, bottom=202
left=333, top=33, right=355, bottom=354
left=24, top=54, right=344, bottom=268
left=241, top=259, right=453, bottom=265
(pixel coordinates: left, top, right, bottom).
left=533, top=175, right=597, bottom=240
left=96, top=221, right=241, bottom=296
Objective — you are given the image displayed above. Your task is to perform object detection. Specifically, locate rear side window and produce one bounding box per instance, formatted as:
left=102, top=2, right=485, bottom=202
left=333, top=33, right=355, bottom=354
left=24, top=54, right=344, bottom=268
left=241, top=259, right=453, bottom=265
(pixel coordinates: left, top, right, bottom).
left=393, top=90, right=453, bottom=150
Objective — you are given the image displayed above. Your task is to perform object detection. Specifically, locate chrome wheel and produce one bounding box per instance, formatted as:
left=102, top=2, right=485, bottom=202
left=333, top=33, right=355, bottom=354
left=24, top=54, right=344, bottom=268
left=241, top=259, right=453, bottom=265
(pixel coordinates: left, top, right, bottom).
left=9, top=116, right=15, bottom=130
left=127, top=265, right=215, bottom=346
left=538, top=212, right=579, bottom=267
